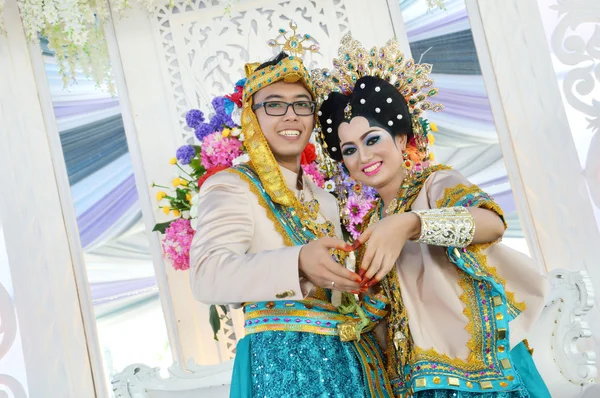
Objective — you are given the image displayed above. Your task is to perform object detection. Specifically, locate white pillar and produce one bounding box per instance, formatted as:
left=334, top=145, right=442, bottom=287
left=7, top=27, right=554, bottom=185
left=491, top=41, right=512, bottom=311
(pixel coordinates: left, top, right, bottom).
left=105, top=0, right=222, bottom=365
left=465, top=0, right=600, bottom=274
left=465, top=0, right=600, bottom=374
left=0, top=0, right=97, bottom=396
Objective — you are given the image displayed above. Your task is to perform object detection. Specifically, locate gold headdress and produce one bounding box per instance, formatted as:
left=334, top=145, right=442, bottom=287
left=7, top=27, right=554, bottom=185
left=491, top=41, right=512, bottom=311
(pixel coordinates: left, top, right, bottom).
left=312, top=33, right=443, bottom=164
left=240, top=22, right=333, bottom=237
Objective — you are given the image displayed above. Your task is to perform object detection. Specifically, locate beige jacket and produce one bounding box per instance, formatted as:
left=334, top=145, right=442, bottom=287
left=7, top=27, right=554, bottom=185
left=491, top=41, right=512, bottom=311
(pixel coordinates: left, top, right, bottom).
left=189, top=165, right=342, bottom=306
left=393, top=169, right=549, bottom=357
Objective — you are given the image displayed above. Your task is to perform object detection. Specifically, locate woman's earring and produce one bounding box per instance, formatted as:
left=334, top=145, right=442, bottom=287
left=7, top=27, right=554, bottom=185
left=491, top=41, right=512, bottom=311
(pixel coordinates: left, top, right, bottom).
left=402, top=151, right=413, bottom=170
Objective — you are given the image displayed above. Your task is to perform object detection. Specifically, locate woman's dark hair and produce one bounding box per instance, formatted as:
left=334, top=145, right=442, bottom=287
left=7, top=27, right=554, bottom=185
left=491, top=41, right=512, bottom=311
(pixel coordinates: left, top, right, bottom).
left=318, top=76, right=412, bottom=161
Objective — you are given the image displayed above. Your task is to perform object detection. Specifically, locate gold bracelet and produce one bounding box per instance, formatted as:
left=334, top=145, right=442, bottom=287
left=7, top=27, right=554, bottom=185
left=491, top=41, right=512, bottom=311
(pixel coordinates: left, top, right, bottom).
left=412, top=207, right=475, bottom=248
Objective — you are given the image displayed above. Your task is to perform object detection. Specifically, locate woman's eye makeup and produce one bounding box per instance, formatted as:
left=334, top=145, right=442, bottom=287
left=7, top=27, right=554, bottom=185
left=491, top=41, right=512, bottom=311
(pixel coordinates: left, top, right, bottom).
left=342, top=146, right=357, bottom=156
left=365, top=134, right=381, bottom=146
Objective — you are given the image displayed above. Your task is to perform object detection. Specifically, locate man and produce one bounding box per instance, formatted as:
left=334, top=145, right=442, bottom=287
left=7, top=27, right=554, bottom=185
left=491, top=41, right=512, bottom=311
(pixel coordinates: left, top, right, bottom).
left=189, top=51, right=392, bottom=397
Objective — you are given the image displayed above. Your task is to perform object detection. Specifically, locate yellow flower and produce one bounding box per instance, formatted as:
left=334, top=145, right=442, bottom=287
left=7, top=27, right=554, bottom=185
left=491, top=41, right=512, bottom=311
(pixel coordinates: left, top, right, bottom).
left=180, top=179, right=189, bottom=186
left=172, top=209, right=181, bottom=217
left=428, top=133, right=435, bottom=145
left=162, top=206, right=171, bottom=215
left=222, top=128, right=231, bottom=138
left=172, top=177, right=181, bottom=187
left=169, top=157, right=177, bottom=165
left=429, top=152, right=435, bottom=161
left=186, top=193, right=192, bottom=202
left=429, top=122, right=438, bottom=132
left=156, top=191, right=167, bottom=201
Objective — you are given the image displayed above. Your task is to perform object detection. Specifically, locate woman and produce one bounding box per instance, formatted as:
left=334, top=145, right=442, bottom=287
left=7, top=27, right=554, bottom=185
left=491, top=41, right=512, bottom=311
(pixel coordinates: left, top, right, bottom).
left=313, top=34, right=551, bottom=397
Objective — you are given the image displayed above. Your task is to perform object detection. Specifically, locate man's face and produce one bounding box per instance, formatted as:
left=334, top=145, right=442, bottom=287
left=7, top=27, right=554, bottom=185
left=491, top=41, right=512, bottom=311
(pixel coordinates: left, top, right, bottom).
left=252, top=81, right=315, bottom=166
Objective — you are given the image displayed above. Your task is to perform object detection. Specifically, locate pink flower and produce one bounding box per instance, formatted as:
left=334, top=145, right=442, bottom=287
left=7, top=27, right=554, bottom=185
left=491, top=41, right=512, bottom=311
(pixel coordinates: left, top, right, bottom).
left=347, top=222, right=362, bottom=240
left=161, top=218, right=195, bottom=271
left=345, top=195, right=372, bottom=225
left=302, top=163, right=325, bottom=188
left=201, top=132, right=243, bottom=169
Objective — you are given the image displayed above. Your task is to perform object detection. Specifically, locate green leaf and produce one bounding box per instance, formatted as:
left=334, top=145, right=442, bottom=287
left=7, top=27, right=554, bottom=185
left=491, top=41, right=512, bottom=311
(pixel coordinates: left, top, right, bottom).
left=189, top=158, right=204, bottom=177
left=219, top=305, right=228, bottom=314
left=176, top=188, right=188, bottom=201
left=209, top=304, right=221, bottom=341
left=153, top=220, right=174, bottom=233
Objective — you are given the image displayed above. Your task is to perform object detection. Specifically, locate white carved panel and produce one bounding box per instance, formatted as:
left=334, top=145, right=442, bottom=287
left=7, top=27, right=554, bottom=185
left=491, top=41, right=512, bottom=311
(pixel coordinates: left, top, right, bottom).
left=531, top=270, right=597, bottom=396
left=549, top=0, right=600, bottom=135
left=151, top=0, right=351, bottom=142
left=0, top=279, right=27, bottom=397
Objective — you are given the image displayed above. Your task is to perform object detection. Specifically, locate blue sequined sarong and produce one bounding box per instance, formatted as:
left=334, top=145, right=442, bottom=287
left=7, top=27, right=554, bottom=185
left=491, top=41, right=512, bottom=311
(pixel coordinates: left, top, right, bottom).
left=231, top=331, right=372, bottom=398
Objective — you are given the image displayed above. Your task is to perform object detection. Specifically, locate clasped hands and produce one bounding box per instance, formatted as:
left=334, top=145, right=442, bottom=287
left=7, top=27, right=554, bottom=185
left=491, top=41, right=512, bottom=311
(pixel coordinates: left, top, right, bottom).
left=298, top=212, right=421, bottom=293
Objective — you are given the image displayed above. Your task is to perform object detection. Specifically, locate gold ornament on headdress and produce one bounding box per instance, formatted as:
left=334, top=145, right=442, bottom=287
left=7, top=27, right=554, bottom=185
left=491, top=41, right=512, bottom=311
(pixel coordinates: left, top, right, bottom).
left=239, top=23, right=334, bottom=238
left=267, top=20, right=320, bottom=58
left=311, top=33, right=443, bottom=163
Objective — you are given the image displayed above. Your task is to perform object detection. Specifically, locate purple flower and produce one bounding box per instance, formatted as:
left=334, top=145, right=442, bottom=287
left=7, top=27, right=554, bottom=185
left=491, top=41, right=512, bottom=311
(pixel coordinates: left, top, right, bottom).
left=194, top=123, right=214, bottom=141
left=175, top=145, right=196, bottom=165
left=211, top=97, right=236, bottom=128
left=185, top=109, right=205, bottom=129
left=209, top=114, right=224, bottom=130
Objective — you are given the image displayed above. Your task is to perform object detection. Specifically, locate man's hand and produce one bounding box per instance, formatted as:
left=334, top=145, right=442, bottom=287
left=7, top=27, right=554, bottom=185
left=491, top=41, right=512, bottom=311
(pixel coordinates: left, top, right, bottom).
left=299, top=237, right=362, bottom=293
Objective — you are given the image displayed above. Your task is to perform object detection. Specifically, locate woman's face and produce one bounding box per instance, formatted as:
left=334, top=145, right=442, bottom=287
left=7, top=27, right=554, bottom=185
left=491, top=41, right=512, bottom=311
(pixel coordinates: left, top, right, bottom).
left=338, top=116, right=407, bottom=189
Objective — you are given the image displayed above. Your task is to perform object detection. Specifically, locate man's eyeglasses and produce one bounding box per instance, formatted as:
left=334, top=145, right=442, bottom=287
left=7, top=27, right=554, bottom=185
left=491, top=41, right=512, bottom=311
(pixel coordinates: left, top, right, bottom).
left=252, top=101, right=317, bottom=116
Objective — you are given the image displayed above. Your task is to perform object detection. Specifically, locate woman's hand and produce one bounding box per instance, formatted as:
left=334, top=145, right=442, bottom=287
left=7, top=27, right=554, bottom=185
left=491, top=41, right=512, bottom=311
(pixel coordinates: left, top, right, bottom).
left=355, top=212, right=421, bottom=287
left=299, top=237, right=362, bottom=293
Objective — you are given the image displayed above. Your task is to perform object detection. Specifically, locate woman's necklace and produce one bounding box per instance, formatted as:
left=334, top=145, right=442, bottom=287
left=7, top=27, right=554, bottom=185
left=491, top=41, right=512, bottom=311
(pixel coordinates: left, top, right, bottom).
left=368, top=171, right=413, bottom=227
left=295, top=170, right=335, bottom=238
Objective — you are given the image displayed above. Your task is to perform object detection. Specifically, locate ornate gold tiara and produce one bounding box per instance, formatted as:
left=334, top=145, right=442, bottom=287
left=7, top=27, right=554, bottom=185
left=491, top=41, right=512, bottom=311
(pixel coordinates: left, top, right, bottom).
left=311, top=33, right=443, bottom=164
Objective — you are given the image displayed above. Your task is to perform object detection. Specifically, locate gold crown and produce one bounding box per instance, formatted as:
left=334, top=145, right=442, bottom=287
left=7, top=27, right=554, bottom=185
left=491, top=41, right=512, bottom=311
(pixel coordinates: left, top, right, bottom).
left=311, top=33, right=443, bottom=164
left=312, top=34, right=442, bottom=116
left=267, top=20, right=320, bottom=58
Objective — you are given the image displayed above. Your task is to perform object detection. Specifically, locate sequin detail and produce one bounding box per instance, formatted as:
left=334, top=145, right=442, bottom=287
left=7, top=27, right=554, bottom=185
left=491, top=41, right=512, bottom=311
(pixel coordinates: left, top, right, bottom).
left=250, top=331, right=366, bottom=398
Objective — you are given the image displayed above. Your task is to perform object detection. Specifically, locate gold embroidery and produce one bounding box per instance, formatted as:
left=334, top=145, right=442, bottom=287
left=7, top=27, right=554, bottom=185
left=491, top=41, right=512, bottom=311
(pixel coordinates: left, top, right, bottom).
left=448, top=377, right=460, bottom=386
left=338, top=319, right=360, bottom=342
left=523, top=339, right=534, bottom=355
left=471, top=249, right=527, bottom=313
left=355, top=335, right=395, bottom=397
left=480, top=381, right=493, bottom=390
